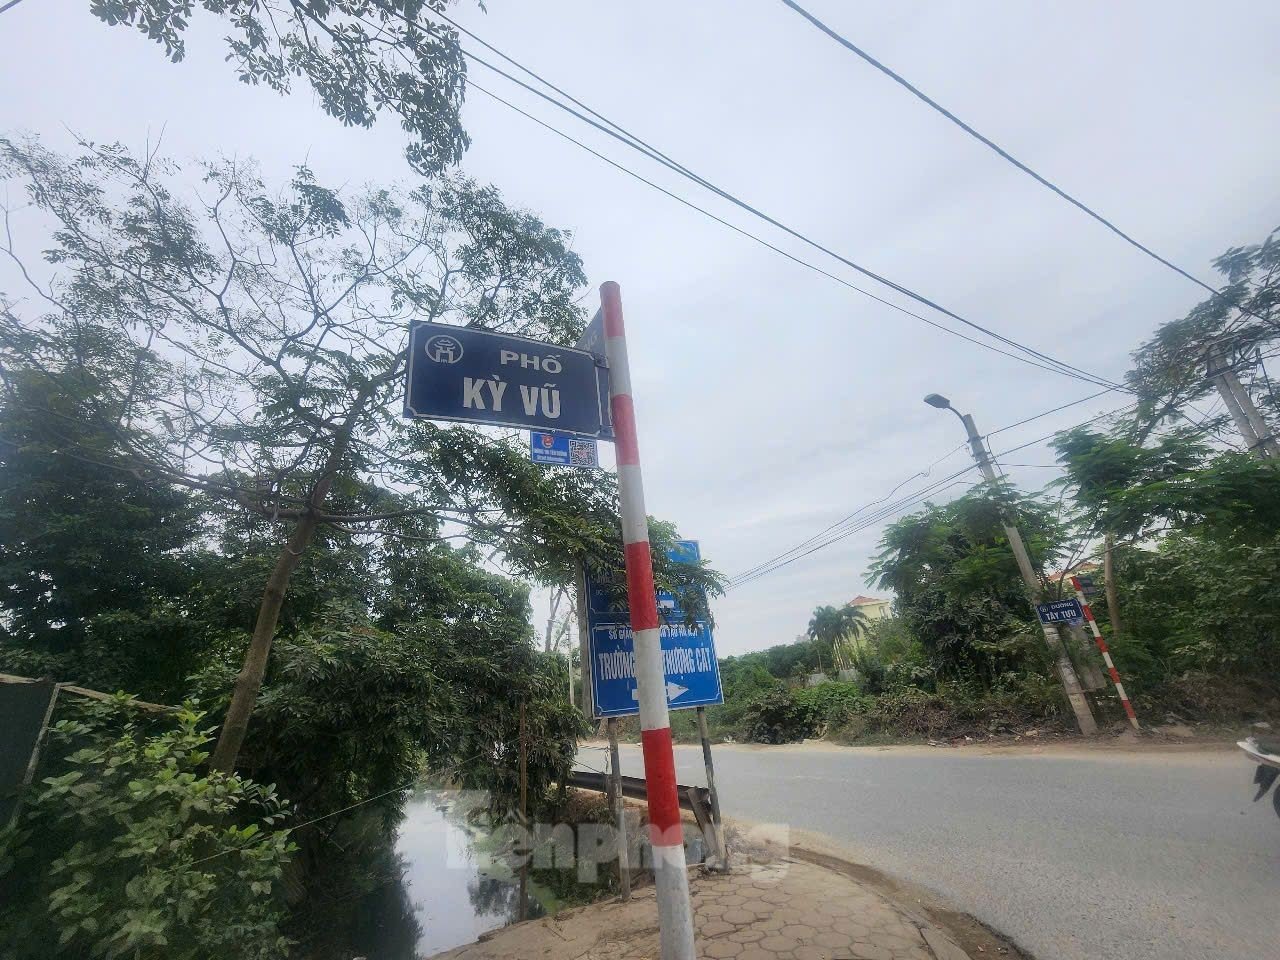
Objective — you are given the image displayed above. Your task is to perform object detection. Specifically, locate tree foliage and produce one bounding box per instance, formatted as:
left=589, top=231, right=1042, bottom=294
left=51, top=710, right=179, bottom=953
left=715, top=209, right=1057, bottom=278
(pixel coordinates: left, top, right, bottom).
left=89, top=0, right=472, bottom=174
left=869, top=485, right=1060, bottom=681
left=1126, top=224, right=1279, bottom=428
left=0, top=134, right=730, bottom=953
left=805, top=603, right=870, bottom=671
left=0, top=699, right=295, bottom=960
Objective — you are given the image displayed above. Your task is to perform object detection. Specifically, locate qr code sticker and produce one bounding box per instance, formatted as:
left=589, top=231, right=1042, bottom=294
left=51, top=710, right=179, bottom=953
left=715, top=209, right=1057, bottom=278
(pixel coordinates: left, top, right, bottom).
left=568, top=438, right=598, bottom=468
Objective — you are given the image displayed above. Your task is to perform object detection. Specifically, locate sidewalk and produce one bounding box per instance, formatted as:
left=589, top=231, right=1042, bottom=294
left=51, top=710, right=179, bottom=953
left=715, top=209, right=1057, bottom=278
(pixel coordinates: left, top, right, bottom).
left=429, top=857, right=970, bottom=960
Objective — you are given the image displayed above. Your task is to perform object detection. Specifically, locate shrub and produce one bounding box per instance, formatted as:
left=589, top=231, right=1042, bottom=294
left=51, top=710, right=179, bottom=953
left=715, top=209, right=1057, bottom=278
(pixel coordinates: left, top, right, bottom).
left=793, top=683, right=867, bottom=732
left=741, top=689, right=815, bottom=744
left=0, top=698, right=295, bottom=960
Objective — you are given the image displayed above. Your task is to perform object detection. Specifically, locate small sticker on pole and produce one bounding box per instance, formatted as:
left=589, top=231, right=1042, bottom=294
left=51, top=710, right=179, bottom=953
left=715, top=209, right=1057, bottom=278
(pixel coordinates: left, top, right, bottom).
left=529, top=431, right=599, bottom=468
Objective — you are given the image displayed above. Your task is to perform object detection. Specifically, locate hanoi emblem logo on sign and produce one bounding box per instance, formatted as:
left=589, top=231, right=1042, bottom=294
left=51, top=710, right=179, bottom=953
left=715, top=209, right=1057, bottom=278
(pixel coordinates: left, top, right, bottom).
left=424, top=334, right=464, bottom=363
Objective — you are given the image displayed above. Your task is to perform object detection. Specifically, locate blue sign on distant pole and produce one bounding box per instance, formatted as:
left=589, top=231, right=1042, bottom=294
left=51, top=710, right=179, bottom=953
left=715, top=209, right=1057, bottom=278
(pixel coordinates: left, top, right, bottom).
left=530, top=431, right=599, bottom=468
left=403, top=322, right=611, bottom=438
left=587, top=540, right=724, bottom=718
left=1036, top=598, right=1085, bottom=626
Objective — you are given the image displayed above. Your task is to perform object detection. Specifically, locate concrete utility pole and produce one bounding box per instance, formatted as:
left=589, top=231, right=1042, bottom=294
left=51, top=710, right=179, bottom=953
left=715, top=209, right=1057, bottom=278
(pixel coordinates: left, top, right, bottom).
left=924, top=394, right=1098, bottom=735
left=1103, top=532, right=1124, bottom=645
left=1205, top=345, right=1279, bottom=459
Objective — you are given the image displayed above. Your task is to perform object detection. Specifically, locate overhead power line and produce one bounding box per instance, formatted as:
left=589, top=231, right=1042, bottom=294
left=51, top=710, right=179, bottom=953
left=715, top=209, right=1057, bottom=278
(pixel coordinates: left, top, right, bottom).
left=722, top=444, right=969, bottom=586
left=423, top=12, right=1126, bottom=392
left=726, top=393, right=1143, bottom=588
left=727, top=470, right=976, bottom=590
left=465, top=81, right=1093, bottom=384
left=777, top=0, right=1244, bottom=309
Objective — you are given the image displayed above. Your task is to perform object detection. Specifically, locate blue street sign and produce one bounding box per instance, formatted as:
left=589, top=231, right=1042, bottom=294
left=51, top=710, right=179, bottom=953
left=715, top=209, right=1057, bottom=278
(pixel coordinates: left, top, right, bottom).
left=573, top=308, right=613, bottom=438
left=587, top=540, right=724, bottom=719
left=575, top=307, right=605, bottom=358
left=530, top=431, right=599, bottom=468
left=404, top=322, right=611, bottom=438
left=1036, top=598, right=1085, bottom=626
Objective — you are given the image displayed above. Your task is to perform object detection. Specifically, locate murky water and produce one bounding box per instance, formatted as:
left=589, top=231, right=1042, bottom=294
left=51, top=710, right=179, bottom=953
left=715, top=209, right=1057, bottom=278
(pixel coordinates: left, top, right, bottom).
left=389, top=791, right=541, bottom=959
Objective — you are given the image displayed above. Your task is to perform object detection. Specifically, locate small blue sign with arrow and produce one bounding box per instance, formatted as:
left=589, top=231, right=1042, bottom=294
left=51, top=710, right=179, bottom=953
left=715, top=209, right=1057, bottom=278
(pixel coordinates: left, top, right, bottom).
left=586, top=540, right=723, bottom=719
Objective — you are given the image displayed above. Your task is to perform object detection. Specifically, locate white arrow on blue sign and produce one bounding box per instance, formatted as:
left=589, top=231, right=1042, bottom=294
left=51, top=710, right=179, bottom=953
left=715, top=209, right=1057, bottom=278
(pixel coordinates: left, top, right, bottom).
left=588, top=540, right=724, bottom=719
left=403, top=321, right=612, bottom=438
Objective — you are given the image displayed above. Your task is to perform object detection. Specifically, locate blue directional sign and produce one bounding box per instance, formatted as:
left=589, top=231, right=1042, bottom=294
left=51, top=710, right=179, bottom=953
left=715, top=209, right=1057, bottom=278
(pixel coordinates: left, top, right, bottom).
left=530, top=431, right=599, bottom=468
left=587, top=540, right=724, bottom=719
left=1036, top=598, right=1085, bottom=626
left=404, top=322, right=611, bottom=438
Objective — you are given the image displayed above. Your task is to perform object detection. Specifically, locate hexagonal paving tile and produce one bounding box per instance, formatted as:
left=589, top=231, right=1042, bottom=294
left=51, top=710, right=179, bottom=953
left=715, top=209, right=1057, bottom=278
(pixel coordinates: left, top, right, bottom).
left=884, top=933, right=922, bottom=948
left=760, top=935, right=799, bottom=952
left=792, top=947, right=833, bottom=960
left=701, top=920, right=735, bottom=937
left=728, top=929, right=765, bottom=945
left=722, top=909, right=756, bottom=925
left=704, top=940, right=743, bottom=959
left=780, top=924, right=817, bottom=941
left=833, top=920, right=873, bottom=940
left=812, top=929, right=853, bottom=949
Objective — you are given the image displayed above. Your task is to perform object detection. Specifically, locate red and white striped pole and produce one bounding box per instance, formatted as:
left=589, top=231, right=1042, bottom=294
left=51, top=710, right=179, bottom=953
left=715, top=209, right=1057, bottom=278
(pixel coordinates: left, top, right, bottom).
left=601, top=281, right=697, bottom=960
left=1071, top=576, right=1139, bottom=730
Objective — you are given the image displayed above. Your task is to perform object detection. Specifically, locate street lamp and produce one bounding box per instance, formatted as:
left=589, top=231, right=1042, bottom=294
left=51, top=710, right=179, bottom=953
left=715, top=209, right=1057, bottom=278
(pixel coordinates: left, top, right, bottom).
left=921, top=392, right=1099, bottom=734
left=923, top=393, right=968, bottom=429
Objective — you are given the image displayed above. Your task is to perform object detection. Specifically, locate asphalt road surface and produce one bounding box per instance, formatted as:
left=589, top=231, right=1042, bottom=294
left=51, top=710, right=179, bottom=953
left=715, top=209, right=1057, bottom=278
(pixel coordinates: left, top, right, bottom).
left=584, top=740, right=1278, bottom=960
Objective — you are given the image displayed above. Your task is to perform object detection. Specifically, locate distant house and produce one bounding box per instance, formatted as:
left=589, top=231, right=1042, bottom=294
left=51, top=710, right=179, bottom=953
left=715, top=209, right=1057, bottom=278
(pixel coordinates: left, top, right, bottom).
left=1046, top=561, right=1100, bottom=587
left=848, top=595, right=891, bottom=620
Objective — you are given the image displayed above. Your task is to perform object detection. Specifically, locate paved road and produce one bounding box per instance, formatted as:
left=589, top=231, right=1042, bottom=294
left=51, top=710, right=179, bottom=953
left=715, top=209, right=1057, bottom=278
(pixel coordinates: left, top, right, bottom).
left=583, top=741, right=1278, bottom=960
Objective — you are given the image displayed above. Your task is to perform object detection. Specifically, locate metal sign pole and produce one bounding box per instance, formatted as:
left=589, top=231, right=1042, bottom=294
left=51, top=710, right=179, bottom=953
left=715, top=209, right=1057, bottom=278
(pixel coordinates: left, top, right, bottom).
left=1071, top=577, right=1140, bottom=730
left=576, top=559, right=592, bottom=717
left=518, top=700, right=529, bottom=921
left=601, top=281, right=696, bottom=960
left=696, top=706, right=728, bottom=871
left=606, top=718, right=631, bottom=900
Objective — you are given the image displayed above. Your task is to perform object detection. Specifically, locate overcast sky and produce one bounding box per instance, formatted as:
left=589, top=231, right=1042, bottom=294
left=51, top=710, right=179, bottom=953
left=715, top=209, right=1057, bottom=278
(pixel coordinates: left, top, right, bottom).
left=4, top=0, right=1279, bottom=656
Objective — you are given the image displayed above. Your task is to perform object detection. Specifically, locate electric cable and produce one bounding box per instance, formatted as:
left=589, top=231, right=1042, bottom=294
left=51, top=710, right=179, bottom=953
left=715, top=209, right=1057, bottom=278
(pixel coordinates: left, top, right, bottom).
left=776, top=0, right=1267, bottom=319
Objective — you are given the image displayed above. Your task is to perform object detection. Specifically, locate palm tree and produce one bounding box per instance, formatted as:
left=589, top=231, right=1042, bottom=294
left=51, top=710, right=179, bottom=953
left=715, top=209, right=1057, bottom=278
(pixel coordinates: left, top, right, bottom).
left=807, top=604, right=871, bottom=673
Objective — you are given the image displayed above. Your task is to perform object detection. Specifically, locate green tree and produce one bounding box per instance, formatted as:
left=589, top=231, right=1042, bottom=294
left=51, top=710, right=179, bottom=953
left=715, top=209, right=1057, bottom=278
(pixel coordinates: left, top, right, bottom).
left=0, top=368, right=225, bottom=699
left=0, top=135, right=590, bottom=772
left=89, top=0, right=472, bottom=174
left=869, top=485, right=1060, bottom=682
left=0, top=699, right=295, bottom=960
left=805, top=604, right=870, bottom=673
left=1126, top=225, right=1279, bottom=435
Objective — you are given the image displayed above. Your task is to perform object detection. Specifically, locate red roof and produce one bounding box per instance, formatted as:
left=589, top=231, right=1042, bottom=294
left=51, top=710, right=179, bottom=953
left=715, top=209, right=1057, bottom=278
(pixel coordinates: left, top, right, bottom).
left=1047, top=561, right=1100, bottom=581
